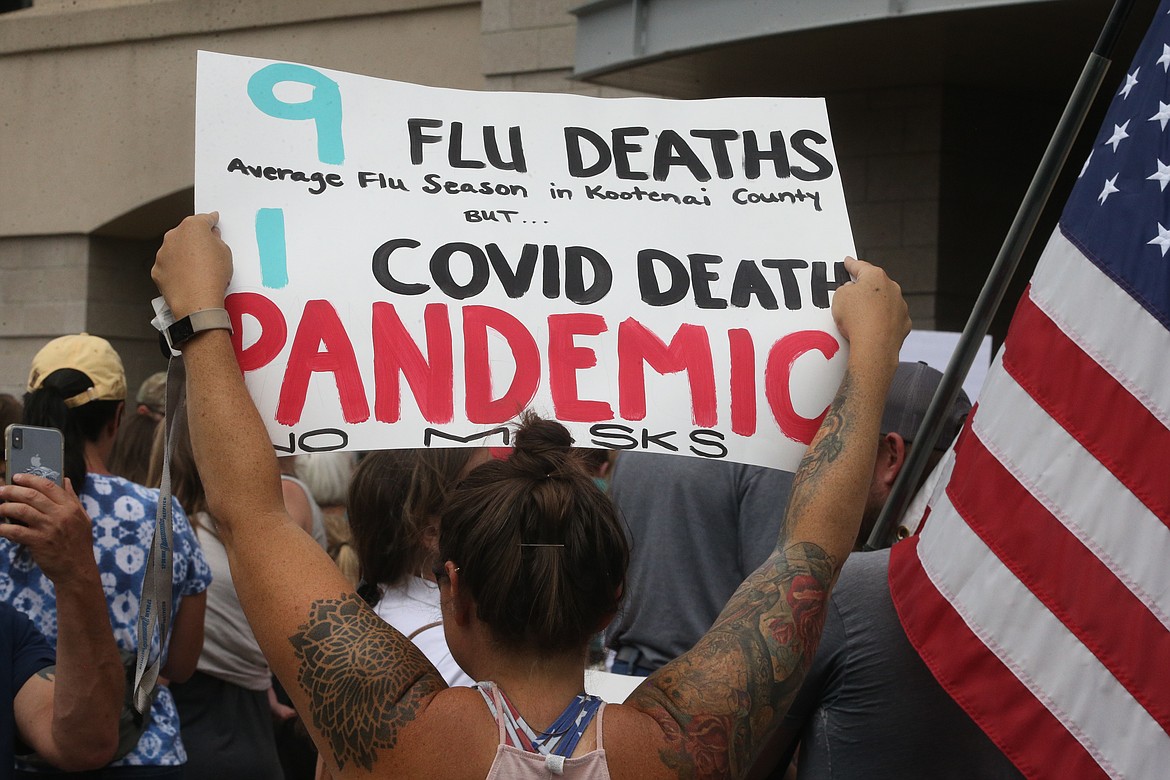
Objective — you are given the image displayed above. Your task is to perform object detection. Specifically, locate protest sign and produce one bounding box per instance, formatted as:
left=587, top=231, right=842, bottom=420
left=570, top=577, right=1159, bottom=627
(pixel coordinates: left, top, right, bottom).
left=195, top=51, right=856, bottom=470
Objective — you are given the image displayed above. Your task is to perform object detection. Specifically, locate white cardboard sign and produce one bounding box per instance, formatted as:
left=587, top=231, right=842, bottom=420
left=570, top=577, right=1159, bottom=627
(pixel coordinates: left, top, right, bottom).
left=195, top=51, right=856, bottom=469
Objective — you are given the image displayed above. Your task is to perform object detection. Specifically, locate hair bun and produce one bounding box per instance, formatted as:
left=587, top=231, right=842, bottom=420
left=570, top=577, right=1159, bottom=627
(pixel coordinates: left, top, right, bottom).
left=510, top=411, right=575, bottom=477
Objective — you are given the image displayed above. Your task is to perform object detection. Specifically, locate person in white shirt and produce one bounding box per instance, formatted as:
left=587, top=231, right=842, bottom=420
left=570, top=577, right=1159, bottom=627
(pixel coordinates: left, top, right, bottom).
left=349, top=448, right=491, bottom=687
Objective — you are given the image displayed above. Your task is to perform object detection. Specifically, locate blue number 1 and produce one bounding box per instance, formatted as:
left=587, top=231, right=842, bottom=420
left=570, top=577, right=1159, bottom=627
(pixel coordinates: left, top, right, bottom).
left=255, top=208, right=289, bottom=289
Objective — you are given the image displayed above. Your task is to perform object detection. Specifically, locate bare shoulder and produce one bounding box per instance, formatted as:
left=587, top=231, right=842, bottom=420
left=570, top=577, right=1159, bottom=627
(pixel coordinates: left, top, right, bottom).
left=602, top=701, right=695, bottom=780
left=360, top=686, right=501, bottom=779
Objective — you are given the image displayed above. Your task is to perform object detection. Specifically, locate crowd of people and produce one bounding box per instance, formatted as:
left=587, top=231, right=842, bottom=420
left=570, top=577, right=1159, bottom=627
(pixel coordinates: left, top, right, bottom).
left=0, top=211, right=1018, bottom=779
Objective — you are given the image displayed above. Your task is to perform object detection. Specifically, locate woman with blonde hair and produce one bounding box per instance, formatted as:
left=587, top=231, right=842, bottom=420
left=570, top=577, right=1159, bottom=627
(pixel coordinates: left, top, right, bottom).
left=297, top=451, right=361, bottom=585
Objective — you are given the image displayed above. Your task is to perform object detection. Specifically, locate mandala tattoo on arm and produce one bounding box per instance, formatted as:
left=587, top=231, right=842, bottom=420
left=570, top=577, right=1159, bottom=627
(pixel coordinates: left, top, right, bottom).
left=287, top=593, right=445, bottom=772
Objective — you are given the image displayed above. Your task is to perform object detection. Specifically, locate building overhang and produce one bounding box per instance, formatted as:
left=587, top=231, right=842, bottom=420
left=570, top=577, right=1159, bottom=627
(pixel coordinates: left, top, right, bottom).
left=571, top=0, right=1117, bottom=97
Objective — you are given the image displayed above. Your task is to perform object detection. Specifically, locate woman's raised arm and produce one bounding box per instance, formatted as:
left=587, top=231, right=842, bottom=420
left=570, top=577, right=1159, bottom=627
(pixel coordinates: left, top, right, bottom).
left=152, top=214, right=447, bottom=777
left=624, top=257, right=910, bottom=779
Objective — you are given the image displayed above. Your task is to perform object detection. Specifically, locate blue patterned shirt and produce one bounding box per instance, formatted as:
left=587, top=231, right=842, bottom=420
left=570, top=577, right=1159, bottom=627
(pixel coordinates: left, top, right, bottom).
left=0, top=474, right=212, bottom=767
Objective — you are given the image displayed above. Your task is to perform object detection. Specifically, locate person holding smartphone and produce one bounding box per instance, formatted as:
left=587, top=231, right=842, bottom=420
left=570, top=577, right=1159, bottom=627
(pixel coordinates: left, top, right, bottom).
left=0, top=473, right=125, bottom=776
left=0, top=334, right=212, bottom=778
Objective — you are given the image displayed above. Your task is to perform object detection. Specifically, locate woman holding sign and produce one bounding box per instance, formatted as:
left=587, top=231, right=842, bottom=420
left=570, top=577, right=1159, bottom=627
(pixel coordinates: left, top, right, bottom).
left=152, top=213, right=909, bottom=779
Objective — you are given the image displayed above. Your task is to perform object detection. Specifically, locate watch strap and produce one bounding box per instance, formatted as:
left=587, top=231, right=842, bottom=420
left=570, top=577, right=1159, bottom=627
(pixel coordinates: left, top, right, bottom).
left=165, top=308, right=233, bottom=350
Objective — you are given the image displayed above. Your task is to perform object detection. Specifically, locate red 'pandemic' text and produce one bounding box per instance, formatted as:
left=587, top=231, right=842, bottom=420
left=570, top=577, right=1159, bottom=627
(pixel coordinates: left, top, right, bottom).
left=225, top=292, right=840, bottom=448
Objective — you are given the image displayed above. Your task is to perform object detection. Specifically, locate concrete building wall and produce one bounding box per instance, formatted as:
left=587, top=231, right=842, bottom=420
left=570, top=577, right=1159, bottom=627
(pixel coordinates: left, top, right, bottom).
left=0, top=0, right=489, bottom=396
left=0, top=0, right=487, bottom=238
left=829, top=86, right=944, bottom=329
left=478, top=0, right=952, bottom=328
left=0, top=0, right=655, bottom=398
left=0, top=235, right=90, bottom=395
left=480, top=0, right=642, bottom=96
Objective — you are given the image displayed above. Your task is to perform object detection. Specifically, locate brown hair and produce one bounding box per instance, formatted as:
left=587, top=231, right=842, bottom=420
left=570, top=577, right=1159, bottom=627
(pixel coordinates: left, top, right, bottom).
left=0, top=394, right=21, bottom=437
left=0, top=394, right=20, bottom=482
left=323, top=510, right=361, bottom=586
left=109, top=410, right=162, bottom=485
left=439, top=412, right=628, bottom=655
left=147, top=411, right=208, bottom=522
left=349, top=447, right=481, bottom=596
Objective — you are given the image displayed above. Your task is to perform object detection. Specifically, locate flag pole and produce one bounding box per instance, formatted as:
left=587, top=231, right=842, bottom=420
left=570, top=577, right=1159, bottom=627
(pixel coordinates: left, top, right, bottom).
left=864, top=0, right=1142, bottom=551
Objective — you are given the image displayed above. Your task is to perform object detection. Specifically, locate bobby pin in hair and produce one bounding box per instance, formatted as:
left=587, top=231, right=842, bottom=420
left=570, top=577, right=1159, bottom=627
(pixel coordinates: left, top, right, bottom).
left=519, top=543, right=566, bottom=548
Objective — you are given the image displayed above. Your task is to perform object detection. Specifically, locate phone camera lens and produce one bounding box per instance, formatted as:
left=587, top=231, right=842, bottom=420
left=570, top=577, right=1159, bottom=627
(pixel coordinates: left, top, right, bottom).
left=12, top=431, right=21, bottom=450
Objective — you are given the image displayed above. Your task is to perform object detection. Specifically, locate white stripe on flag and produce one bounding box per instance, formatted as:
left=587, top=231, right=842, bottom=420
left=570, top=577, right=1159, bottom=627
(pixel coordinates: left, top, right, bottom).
left=973, top=359, right=1170, bottom=628
left=917, top=488, right=1170, bottom=779
left=1029, top=230, right=1170, bottom=429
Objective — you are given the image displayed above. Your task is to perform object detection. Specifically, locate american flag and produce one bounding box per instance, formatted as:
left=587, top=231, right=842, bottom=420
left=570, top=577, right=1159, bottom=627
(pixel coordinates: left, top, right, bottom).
left=888, top=3, right=1170, bottom=777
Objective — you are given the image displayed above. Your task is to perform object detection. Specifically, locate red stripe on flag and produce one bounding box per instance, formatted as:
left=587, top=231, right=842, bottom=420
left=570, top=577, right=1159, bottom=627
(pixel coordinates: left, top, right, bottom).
left=890, top=538, right=1108, bottom=780
left=950, top=433, right=1170, bottom=733
left=1002, top=290, right=1170, bottom=525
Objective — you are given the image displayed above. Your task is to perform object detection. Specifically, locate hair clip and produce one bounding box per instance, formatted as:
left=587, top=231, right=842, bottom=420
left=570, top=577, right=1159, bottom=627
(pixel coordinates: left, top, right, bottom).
left=519, top=543, right=566, bottom=548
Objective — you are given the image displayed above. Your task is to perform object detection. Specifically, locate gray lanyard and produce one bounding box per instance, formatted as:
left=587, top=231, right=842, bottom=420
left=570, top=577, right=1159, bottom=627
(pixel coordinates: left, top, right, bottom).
left=132, top=339, right=185, bottom=713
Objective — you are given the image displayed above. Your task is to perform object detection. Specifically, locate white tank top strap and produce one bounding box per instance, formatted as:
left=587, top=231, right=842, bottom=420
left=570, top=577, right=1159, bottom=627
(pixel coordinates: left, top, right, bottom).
left=492, top=684, right=508, bottom=743
left=593, top=702, right=606, bottom=751
left=476, top=682, right=509, bottom=743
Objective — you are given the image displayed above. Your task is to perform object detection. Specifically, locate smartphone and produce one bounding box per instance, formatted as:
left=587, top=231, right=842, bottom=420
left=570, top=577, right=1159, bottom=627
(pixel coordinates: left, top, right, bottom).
left=4, top=424, right=64, bottom=487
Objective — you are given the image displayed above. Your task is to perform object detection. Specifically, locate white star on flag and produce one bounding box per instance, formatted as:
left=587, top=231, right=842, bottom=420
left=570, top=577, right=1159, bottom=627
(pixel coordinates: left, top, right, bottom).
left=1099, top=175, right=1120, bottom=204
left=1160, top=43, right=1170, bottom=71
left=1120, top=68, right=1140, bottom=98
left=1080, top=151, right=1094, bottom=178
left=1148, top=222, right=1170, bottom=255
left=1106, top=120, right=1131, bottom=151
left=1150, top=101, right=1170, bottom=130
left=1148, top=159, right=1170, bottom=190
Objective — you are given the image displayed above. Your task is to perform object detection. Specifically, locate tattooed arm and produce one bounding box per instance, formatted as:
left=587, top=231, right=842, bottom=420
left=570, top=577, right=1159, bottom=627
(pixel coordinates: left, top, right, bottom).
left=625, top=258, right=909, bottom=779
left=153, top=215, right=448, bottom=777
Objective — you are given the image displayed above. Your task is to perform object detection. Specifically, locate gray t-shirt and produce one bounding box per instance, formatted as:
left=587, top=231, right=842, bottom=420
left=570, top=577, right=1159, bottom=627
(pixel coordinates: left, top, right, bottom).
left=767, top=549, right=1023, bottom=779
left=281, top=473, right=328, bottom=550
left=192, top=517, right=271, bottom=690
left=605, top=452, right=793, bottom=668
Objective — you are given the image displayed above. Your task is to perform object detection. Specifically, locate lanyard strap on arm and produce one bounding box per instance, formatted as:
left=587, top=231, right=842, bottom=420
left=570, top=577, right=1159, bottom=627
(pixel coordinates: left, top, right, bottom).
left=135, top=297, right=233, bottom=713
left=131, top=354, right=184, bottom=714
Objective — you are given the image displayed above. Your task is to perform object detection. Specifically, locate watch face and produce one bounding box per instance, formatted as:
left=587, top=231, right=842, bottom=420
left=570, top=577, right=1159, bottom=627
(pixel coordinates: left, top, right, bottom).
left=169, top=317, right=196, bottom=345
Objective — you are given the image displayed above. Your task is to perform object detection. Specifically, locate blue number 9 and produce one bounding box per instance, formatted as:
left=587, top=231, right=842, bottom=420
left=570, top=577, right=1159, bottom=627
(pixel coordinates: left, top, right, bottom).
left=247, top=63, right=345, bottom=165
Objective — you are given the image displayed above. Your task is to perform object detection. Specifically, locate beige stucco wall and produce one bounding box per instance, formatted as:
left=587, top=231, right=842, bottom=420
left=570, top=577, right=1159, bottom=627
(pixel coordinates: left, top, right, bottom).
left=0, top=0, right=488, bottom=396
left=0, top=0, right=486, bottom=238
left=0, top=0, right=654, bottom=398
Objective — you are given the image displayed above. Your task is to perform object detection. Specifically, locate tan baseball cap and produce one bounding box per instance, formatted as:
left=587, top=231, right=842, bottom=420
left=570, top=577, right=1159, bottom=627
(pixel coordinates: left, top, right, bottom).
left=28, top=333, right=127, bottom=408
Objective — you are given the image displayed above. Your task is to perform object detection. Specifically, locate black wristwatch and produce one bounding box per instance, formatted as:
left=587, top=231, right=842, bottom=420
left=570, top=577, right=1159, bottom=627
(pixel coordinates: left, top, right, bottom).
left=158, top=308, right=233, bottom=357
